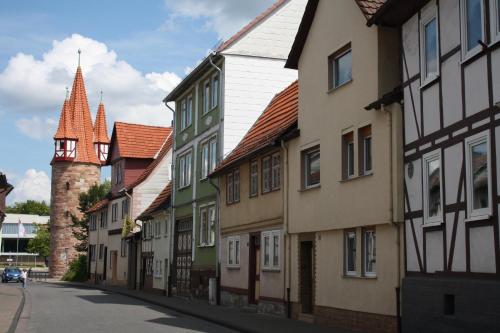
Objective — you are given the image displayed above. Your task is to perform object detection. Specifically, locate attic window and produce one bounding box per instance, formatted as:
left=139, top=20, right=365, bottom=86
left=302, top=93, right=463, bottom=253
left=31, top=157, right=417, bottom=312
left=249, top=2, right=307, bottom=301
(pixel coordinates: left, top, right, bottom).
left=329, top=43, right=352, bottom=90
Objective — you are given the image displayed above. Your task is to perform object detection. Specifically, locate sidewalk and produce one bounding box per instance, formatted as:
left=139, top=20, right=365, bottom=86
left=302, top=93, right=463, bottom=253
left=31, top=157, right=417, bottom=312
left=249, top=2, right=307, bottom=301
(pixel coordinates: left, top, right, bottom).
left=0, top=284, right=24, bottom=333
left=52, top=281, right=357, bottom=333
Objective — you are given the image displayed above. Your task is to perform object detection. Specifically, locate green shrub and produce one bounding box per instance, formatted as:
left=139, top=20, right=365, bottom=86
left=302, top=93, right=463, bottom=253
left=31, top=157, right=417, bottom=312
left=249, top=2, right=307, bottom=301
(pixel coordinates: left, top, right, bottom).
left=62, top=255, right=88, bottom=282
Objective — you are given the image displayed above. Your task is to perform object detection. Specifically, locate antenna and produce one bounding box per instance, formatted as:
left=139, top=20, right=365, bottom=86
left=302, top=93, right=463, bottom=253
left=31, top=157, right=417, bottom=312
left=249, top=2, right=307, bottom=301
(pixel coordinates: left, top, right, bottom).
left=77, top=49, right=81, bottom=66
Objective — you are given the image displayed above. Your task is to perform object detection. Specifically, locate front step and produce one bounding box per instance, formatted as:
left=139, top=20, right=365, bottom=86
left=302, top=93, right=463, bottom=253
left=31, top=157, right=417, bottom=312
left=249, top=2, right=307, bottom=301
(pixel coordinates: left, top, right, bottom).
left=298, top=313, right=315, bottom=324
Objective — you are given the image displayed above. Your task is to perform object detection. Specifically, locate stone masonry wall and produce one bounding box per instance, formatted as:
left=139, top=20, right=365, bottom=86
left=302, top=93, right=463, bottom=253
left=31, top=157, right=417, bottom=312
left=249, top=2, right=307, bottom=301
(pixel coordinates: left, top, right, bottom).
left=50, top=162, right=100, bottom=278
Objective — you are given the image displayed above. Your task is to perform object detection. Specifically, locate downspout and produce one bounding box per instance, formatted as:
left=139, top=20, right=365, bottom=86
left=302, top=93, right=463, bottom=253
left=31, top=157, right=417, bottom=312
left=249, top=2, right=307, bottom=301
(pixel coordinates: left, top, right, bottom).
left=165, top=102, right=176, bottom=297
left=384, top=104, right=402, bottom=333
left=208, top=52, right=223, bottom=306
left=281, top=139, right=291, bottom=318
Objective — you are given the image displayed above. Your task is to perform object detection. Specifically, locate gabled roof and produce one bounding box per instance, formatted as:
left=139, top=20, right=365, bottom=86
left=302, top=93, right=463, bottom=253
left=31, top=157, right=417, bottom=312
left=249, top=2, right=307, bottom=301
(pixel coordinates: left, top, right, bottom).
left=54, top=99, right=77, bottom=140
left=165, top=0, right=291, bottom=103
left=286, top=0, right=388, bottom=69
left=108, top=123, right=172, bottom=162
left=86, top=198, right=109, bottom=214
left=68, top=66, right=100, bottom=165
left=217, top=0, right=289, bottom=52
left=126, top=132, right=174, bottom=191
left=94, top=103, right=110, bottom=144
left=212, top=80, right=298, bottom=175
left=136, top=182, right=172, bottom=221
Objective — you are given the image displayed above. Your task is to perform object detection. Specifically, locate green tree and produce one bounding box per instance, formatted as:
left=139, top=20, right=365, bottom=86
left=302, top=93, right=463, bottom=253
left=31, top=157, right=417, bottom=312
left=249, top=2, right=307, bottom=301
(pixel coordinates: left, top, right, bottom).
left=27, top=223, right=51, bottom=258
left=6, top=200, right=50, bottom=216
left=70, top=181, right=111, bottom=253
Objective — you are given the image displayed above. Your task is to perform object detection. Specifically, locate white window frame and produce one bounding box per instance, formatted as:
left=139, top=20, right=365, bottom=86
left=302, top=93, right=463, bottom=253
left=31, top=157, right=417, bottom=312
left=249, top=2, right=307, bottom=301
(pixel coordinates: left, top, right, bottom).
left=345, top=231, right=357, bottom=276
left=490, top=0, right=500, bottom=43
left=227, top=172, right=234, bottom=204
left=262, top=230, right=280, bottom=271
left=423, top=150, right=443, bottom=225
left=465, top=131, right=492, bottom=219
left=419, top=2, right=440, bottom=84
left=178, top=151, right=192, bottom=189
left=262, top=156, right=271, bottom=193
left=164, top=217, right=169, bottom=237
left=271, top=153, right=281, bottom=190
left=203, top=80, right=210, bottom=114
left=201, top=137, right=217, bottom=179
left=303, top=147, right=321, bottom=189
left=112, top=203, right=118, bottom=222
left=199, top=204, right=216, bottom=246
left=250, top=160, right=259, bottom=197
left=461, top=0, right=486, bottom=60
left=363, top=230, right=376, bottom=277
left=211, top=74, right=219, bottom=109
left=227, top=236, right=240, bottom=268
left=233, top=169, right=240, bottom=203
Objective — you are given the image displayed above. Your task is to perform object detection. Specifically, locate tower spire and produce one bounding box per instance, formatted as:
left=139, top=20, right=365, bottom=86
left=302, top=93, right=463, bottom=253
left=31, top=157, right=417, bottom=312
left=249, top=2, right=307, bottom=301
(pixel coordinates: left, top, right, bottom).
left=77, top=49, right=81, bottom=67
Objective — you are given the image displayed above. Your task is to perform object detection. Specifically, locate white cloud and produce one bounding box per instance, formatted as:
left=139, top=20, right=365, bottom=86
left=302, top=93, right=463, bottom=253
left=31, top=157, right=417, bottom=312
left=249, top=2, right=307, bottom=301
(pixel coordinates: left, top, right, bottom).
left=16, top=117, right=57, bottom=140
left=164, top=0, right=276, bottom=39
left=10, top=169, right=51, bottom=204
left=0, top=34, right=182, bottom=136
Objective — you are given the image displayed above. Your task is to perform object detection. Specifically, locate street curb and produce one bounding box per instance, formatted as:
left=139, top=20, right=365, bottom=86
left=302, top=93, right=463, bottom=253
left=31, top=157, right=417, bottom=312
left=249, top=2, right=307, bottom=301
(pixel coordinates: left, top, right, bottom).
left=7, top=287, right=25, bottom=333
left=49, top=281, right=258, bottom=333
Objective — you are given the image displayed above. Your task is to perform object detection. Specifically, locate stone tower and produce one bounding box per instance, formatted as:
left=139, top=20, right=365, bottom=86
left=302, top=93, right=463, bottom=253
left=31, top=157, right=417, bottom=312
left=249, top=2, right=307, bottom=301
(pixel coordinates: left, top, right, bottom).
left=49, top=62, right=109, bottom=278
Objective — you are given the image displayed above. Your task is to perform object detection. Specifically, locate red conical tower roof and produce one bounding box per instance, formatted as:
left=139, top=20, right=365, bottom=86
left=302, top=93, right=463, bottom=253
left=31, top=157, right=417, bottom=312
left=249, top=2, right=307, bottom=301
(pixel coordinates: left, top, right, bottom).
left=67, top=66, right=100, bottom=165
left=94, top=102, right=110, bottom=144
left=54, top=98, right=77, bottom=140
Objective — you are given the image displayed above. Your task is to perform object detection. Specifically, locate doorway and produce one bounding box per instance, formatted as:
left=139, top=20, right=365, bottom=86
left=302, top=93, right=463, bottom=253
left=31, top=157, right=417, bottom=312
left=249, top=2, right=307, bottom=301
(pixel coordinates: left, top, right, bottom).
left=103, top=247, right=107, bottom=281
left=248, top=233, right=261, bottom=304
left=111, top=251, right=118, bottom=284
left=300, top=241, right=314, bottom=314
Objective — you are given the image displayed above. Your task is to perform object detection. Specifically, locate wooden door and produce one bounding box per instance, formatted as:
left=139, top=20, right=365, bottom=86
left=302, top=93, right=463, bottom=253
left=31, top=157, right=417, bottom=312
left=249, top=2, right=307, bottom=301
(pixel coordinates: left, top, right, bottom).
left=173, top=217, right=193, bottom=296
left=248, top=234, right=261, bottom=304
left=300, top=241, right=313, bottom=314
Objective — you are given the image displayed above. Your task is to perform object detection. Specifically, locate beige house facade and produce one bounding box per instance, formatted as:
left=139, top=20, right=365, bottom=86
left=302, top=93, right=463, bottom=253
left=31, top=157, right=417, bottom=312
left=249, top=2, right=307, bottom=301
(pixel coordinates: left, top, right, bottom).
left=284, top=0, right=404, bottom=332
left=212, top=81, right=298, bottom=315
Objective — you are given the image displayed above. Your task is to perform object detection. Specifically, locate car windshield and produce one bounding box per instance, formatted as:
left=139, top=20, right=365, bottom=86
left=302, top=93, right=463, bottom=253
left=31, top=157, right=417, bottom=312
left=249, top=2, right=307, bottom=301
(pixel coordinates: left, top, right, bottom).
left=5, top=268, right=21, bottom=274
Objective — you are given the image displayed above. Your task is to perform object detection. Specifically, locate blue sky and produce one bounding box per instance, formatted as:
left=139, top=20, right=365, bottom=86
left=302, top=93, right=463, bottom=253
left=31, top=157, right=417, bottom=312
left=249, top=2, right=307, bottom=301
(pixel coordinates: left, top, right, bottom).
left=0, top=0, right=275, bottom=204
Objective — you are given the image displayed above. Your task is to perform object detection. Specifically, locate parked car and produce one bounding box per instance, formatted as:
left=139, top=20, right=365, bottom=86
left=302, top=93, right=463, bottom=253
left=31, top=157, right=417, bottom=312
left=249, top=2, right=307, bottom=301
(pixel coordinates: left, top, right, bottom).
left=1, top=267, right=22, bottom=283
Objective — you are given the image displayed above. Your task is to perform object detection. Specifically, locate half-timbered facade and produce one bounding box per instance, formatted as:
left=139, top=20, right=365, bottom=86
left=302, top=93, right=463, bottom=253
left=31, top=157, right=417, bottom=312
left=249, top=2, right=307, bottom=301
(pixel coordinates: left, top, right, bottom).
left=371, top=0, right=500, bottom=331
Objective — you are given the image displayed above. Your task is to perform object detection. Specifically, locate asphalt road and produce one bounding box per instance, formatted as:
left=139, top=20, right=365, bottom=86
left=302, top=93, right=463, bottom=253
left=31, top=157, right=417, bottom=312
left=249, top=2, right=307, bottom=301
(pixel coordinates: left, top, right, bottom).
left=19, top=282, right=237, bottom=333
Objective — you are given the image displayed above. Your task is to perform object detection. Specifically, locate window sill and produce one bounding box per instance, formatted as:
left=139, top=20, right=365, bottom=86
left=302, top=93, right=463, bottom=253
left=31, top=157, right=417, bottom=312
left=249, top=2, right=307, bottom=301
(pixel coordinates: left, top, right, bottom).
left=422, top=221, right=443, bottom=228
left=419, top=75, right=440, bottom=90
left=327, top=79, right=353, bottom=94
left=178, top=185, right=192, bottom=192
left=154, top=276, right=162, bottom=279
left=465, top=214, right=492, bottom=223
left=339, top=173, right=373, bottom=183
left=262, top=188, right=280, bottom=196
left=299, top=184, right=321, bottom=192
left=198, top=244, right=215, bottom=248
left=342, top=274, right=377, bottom=280
left=179, top=125, right=192, bottom=134
left=226, top=265, right=240, bottom=270
left=262, top=268, right=281, bottom=273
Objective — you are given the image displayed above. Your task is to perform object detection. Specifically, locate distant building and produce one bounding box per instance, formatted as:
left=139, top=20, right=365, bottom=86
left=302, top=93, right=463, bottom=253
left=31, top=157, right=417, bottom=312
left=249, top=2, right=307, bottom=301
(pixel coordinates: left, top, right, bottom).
left=0, top=173, right=13, bottom=226
left=0, top=213, right=50, bottom=265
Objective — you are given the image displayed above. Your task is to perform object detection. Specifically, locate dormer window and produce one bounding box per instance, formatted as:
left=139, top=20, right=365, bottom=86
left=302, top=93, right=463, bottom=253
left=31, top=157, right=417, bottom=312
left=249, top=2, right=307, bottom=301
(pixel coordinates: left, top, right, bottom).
left=54, top=139, right=76, bottom=160
left=95, top=143, right=109, bottom=163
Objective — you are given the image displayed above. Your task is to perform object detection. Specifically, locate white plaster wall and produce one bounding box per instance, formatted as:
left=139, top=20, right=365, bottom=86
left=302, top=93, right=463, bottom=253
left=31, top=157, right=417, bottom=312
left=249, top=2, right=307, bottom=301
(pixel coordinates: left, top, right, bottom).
left=444, top=143, right=463, bottom=205
left=152, top=212, right=171, bottom=291
left=223, top=0, right=307, bottom=60
left=222, top=55, right=298, bottom=157
left=426, top=230, right=444, bottom=273
left=464, top=57, right=489, bottom=117
left=402, top=14, right=420, bottom=81
left=406, top=159, right=423, bottom=212
left=221, top=233, right=249, bottom=290
left=404, top=82, right=421, bottom=143
left=422, top=84, right=440, bottom=135
left=450, top=211, right=466, bottom=272
left=442, top=53, right=463, bottom=127
left=492, top=48, right=500, bottom=104
left=470, top=226, right=496, bottom=273
left=133, top=148, right=172, bottom=219
left=439, top=0, right=460, bottom=55
left=406, top=222, right=420, bottom=272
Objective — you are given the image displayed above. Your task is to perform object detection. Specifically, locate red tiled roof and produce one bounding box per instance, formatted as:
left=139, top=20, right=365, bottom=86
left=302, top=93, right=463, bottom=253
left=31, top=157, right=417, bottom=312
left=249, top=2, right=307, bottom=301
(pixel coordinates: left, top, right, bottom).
left=67, top=66, right=100, bottom=165
left=86, top=198, right=109, bottom=214
left=54, top=99, right=77, bottom=140
left=217, top=0, right=288, bottom=52
left=94, top=103, right=110, bottom=144
left=110, top=123, right=172, bottom=160
left=213, top=80, right=298, bottom=173
left=126, top=132, right=174, bottom=191
left=137, top=182, right=172, bottom=221
left=354, top=0, right=387, bottom=20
